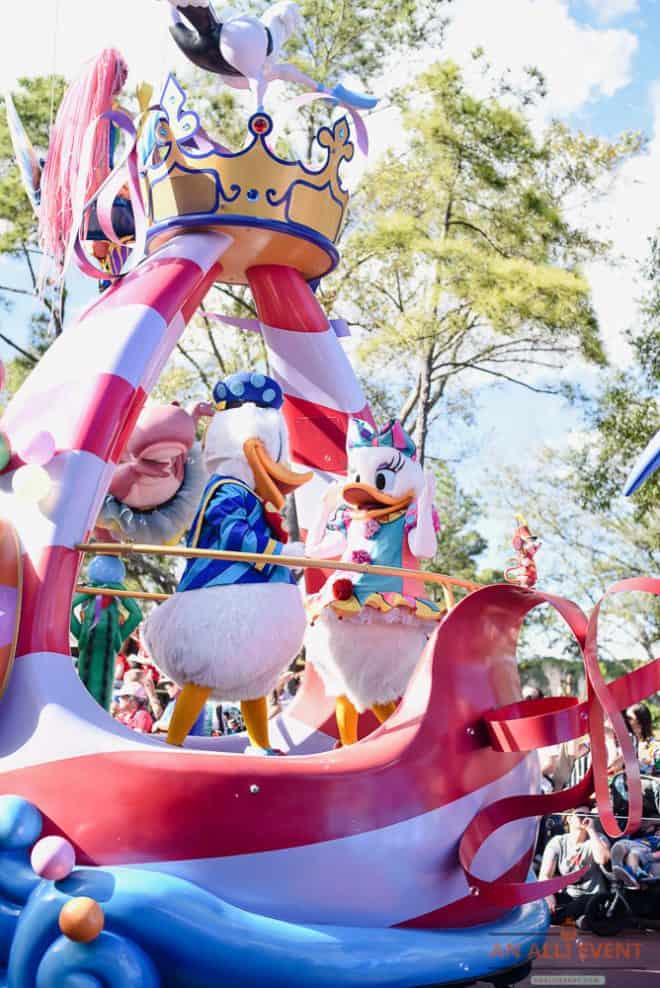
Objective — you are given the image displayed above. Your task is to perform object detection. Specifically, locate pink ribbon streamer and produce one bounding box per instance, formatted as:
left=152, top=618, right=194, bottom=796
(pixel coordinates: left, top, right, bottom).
left=201, top=311, right=350, bottom=337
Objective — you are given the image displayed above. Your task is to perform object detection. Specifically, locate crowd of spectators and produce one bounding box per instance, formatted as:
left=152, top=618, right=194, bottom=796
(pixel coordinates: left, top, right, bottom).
left=109, top=634, right=302, bottom=738
left=526, top=683, right=660, bottom=931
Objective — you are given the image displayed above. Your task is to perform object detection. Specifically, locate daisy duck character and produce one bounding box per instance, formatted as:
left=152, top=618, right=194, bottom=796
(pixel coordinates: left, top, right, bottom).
left=504, top=514, right=540, bottom=589
left=304, top=418, right=444, bottom=746
left=143, top=372, right=312, bottom=753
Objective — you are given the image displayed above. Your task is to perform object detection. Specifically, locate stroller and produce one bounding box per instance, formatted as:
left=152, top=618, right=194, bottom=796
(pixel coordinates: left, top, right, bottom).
left=583, top=869, right=660, bottom=936
left=582, top=772, right=660, bottom=937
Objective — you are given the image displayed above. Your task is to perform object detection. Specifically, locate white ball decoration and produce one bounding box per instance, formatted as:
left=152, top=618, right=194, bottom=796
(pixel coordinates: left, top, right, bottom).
left=12, top=464, right=52, bottom=503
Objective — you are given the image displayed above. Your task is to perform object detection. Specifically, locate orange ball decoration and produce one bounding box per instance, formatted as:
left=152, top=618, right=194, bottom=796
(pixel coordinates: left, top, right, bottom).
left=58, top=896, right=105, bottom=943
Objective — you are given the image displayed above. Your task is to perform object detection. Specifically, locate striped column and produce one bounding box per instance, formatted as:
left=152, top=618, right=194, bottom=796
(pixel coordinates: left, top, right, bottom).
left=0, top=232, right=232, bottom=659
left=247, top=265, right=372, bottom=589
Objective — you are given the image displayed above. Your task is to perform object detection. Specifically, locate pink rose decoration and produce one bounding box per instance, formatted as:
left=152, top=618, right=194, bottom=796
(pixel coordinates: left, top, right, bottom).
left=351, top=550, right=372, bottom=565
left=363, top=519, right=381, bottom=539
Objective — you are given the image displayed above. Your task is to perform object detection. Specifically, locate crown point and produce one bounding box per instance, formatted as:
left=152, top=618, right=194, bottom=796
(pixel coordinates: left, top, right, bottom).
left=249, top=113, right=273, bottom=138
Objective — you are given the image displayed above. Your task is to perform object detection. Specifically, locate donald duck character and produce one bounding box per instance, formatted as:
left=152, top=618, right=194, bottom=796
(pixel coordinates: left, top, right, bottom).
left=305, top=418, right=444, bottom=746
left=143, top=371, right=312, bottom=753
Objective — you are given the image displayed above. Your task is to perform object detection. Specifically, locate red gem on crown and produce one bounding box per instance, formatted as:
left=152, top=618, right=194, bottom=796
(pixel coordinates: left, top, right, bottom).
left=251, top=115, right=271, bottom=135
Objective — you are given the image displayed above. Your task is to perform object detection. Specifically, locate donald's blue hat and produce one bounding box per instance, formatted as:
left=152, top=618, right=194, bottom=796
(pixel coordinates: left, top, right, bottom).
left=213, top=372, right=283, bottom=412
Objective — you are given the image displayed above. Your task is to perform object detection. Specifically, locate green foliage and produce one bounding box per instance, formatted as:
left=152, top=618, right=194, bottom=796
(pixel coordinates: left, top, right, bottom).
left=0, top=76, right=66, bottom=251
left=421, top=461, right=487, bottom=606
left=0, top=76, right=67, bottom=351
left=431, top=460, right=486, bottom=578
left=328, top=60, right=640, bottom=460
left=288, top=0, right=451, bottom=90
left=497, top=446, right=659, bottom=666
left=569, top=238, right=660, bottom=526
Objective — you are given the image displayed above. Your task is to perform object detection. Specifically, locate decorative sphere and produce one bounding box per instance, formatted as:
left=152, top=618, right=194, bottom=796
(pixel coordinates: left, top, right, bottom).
left=88, top=555, right=126, bottom=586
left=18, top=430, right=56, bottom=467
left=30, top=835, right=76, bottom=880
left=0, top=795, right=42, bottom=849
left=58, top=897, right=105, bottom=942
left=12, top=464, right=52, bottom=503
left=0, top=433, right=11, bottom=472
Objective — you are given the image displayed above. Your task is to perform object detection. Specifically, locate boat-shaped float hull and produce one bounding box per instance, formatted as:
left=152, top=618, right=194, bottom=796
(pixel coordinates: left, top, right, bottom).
left=0, top=231, right=551, bottom=984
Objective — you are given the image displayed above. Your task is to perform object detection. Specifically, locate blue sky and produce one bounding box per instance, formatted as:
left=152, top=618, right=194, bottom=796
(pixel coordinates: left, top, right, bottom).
left=569, top=0, right=660, bottom=138
left=1, top=0, right=658, bottom=576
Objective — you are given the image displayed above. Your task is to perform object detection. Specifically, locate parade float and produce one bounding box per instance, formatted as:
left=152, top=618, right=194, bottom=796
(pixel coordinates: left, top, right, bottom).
left=0, top=2, right=658, bottom=985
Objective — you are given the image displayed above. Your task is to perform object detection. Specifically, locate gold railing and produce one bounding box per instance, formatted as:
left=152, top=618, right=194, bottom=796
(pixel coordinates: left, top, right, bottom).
left=75, top=541, right=482, bottom=608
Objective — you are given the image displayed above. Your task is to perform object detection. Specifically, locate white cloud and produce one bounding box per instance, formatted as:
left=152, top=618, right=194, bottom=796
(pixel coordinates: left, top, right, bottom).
left=1, top=2, right=189, bottom=92
left=352, top=0, right=639, bottom=184
left=584, top=0, right=639, bottom=24
left=572, top=80, right=660, bottom=366
left=443, top=0, right=638, bottom=120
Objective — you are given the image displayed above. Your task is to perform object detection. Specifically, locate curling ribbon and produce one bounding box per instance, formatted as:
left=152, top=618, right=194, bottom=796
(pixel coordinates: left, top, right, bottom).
left=289, top=91, right=370, bottom=156
left=68, top=110, right=148, bottom=282
left=459, top=576, right=660, bottom=910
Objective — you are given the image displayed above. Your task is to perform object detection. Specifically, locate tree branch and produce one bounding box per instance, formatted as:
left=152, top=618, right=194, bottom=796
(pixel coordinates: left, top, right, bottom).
left=176, top=342, right=212, bottom=389
left=198, top=301, right=226, bottom=375
left=0, top=332, right=38, bottom=363
left=22, top=245, right=38, bottom=291
left=447, top=218, right=509, bottom=257
left=398, top=375, right=420, bottom=426
left=0, top=284, right=34, bottom=298
left=468, top=365, right=559, bottom=393
left=215, top=285, right=257, bottom=317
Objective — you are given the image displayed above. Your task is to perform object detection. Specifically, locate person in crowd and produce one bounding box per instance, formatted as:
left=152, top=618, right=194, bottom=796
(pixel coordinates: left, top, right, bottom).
left=523, top=685, right=544, bottom=702
left=555, top=727, right=623, bottom=791
left=114, top=633, right=141, bottom=682
left=122, top=667, right=163, bottom=722
left=212, top=704, right=226, bottom=736
left=136, top=632, right=162, bottom=685
left=225, top=709, right=244, bottom=734
left=114, top=682, right=154, bottom=733
left=152, top=679, right=206, bottom=737
left=268, top=669, right=300, bottom=719
left=625, top=703, right=659, bottom=772
left=611, top=828, right=660, bottom=886
left=539, top=805, right=610, bottom=926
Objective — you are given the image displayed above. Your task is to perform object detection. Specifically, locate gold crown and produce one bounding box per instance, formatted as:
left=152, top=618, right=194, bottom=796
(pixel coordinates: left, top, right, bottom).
left=141, top=76, right=355, bottom=283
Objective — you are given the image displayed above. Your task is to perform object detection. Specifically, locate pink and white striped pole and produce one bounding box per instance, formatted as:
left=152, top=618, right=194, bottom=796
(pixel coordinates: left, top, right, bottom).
left=247, top=265, right=372, bottom=590
left=0, top=232, right=231, bottom=661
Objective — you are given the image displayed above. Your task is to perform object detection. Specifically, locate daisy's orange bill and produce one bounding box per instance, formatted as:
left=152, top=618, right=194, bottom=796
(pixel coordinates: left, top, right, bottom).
left=0, top=519, right=22, bottom=699
left=341, top=481, right=413, bottom=520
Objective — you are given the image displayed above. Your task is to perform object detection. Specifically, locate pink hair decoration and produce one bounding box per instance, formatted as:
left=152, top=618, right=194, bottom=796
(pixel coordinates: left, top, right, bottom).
left=39, top=49, right=129, bottom=278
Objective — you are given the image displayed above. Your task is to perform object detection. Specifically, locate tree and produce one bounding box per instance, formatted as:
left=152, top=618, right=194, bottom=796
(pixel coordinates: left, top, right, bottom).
left=496, top=443, right=659, bottom=679
left=569, top=241, right=660, bottom=525
left=284, top=0, right=453, bottom=155
left=325, top=60, right=641, bottom=462
left=0, top=76, right=67, bottom=346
